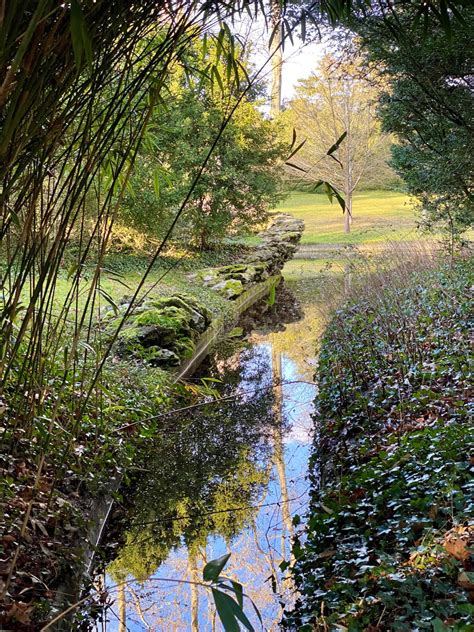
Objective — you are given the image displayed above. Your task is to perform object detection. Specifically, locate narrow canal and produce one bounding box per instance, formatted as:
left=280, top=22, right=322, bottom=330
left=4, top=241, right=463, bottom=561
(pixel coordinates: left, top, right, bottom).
left=98, top=266, right=338, bottom=631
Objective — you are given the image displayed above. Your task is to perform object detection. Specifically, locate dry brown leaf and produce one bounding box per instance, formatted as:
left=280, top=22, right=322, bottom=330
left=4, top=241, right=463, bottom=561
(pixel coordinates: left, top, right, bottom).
left=6, top=601, right=32, bottom=624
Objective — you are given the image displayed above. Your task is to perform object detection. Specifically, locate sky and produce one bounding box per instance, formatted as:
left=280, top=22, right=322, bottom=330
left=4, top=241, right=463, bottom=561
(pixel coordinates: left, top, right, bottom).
left=232, top=15, right=331, bottom=103
left=280, top=40, right=326, bottom=101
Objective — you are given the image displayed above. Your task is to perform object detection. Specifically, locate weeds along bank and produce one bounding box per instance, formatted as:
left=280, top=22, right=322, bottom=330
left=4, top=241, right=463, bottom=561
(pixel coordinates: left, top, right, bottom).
left=0, top=215, right=302, bottom=630
left=284, top=256, right=473, bottom=631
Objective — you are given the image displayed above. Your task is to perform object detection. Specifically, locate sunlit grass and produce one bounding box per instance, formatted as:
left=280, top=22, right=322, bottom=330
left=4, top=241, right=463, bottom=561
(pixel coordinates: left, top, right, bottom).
left=276, top=190, right=419, bottom=245
left=45, top=190, right=424, bottom=315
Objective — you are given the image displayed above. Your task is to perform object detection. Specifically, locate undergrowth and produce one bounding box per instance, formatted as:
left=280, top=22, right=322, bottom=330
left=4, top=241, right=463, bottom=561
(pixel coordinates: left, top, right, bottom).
left=284, top=257, right=473, bottom=631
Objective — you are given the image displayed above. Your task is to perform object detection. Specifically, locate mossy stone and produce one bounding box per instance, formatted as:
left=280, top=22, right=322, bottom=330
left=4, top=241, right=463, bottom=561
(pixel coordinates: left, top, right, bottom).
left=211, top=278, right=244, bottom=299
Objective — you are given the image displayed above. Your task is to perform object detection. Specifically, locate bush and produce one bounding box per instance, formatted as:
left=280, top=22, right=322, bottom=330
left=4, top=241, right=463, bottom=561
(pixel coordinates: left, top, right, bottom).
left=285, top=257, right=474, bottom=631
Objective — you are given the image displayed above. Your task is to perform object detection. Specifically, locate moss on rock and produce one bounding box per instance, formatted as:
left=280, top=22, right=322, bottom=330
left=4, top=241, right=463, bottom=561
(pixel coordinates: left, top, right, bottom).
left=106, top=293, right=210, bottom=368
left=210, top=278, right=244, bottom=299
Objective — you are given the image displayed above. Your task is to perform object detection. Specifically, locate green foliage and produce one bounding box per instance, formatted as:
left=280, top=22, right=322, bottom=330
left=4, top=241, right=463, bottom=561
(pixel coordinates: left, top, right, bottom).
left=285, top=259, right=474, bottom=630
left=353, top=5, right=474, bottom=245
left=107, top=351, right=275, bottom=582
left=119, top=39, right=287, bottom=249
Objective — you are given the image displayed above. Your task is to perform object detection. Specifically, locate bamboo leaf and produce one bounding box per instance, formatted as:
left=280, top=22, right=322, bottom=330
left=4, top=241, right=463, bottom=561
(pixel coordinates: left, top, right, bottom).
left=211, top=589, right=240, bottom=632
left=97, top=288, right=119, bottom=315
left=285, top=161, right=308, bottom=173
left=326, top=131, right=347, bottom=157
left=230, top=580, right=243, bottom=608
left=212, top=588, right=255, bottom=632
left=203, top=553, right=231, bottom=582
left=70, top=0, right=92, bottom=69
left=287, top=138, right=306, bottom=161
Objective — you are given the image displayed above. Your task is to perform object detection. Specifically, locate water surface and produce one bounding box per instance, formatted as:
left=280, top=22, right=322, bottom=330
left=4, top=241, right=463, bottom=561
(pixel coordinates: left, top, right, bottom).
left=100, top=274, right=331, bottom=631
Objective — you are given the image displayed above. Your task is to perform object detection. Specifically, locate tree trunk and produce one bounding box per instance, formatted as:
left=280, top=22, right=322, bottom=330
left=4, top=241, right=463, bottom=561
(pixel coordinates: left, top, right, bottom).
left=117, top=582, right=127, bottom=632
left=344, top=206, right=351, bottom=233
left=188, top=549, right=200, bottom=632
left=344, top=191, right=352, bottom=234
left=269, top=0, right=282, bottom=119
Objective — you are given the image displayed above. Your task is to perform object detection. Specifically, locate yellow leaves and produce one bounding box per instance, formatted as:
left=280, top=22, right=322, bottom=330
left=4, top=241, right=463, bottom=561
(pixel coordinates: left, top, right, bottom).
left=406, top=547, right=441, bottom=571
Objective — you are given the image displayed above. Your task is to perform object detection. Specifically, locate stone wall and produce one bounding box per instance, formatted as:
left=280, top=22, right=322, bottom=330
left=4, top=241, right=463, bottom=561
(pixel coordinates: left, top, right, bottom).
left=104, top=214, right=304, bottom=368
left=189, top=213, right=304, bottom=299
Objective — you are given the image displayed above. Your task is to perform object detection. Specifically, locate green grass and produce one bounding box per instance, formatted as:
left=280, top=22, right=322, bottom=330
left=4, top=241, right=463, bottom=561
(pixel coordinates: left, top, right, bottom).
left=276, top=190, right=418, bottom=246
left=50, top=259, right=230, bottom=323
left=44, top=190, right=421, bottom=315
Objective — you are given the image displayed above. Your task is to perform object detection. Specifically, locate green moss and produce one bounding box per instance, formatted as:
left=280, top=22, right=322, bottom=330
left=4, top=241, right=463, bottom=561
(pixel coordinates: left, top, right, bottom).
left=211, top=278, right=244, bottom=299
left=219, top=264, right=248, bottom=273
left=151, top=293, right=210, bottom=315
left=172, top=336, right=195, bottom=359
left=110, top=293, right=211, bottom=367
left=134, top=306, right=189, bottom=330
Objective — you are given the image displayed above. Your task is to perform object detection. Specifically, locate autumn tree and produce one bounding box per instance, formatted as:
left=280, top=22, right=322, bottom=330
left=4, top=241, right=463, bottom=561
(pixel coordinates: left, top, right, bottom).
left=286, top=53, right=397, bottom=233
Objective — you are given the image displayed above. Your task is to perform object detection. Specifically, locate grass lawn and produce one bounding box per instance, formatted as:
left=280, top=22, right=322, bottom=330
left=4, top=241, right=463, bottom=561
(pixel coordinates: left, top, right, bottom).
left=33, top=190, right=424, bottom=316
left=276, top=190, right=419, bottom=246
left=49, top=250, right=235, bottom=321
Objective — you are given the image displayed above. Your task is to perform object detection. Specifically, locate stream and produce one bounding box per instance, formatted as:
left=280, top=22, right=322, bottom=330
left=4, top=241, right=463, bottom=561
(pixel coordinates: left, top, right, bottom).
left=97, top=270, right=336, bottom=631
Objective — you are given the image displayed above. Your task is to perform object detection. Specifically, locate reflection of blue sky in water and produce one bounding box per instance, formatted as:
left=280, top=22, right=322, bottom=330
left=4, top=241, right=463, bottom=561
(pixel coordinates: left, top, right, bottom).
left=102, top=308, right=319, bottom=631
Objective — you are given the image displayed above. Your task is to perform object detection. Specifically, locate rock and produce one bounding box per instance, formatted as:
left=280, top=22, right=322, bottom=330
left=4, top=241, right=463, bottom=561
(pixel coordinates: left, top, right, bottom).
left=146, top=348, right=181, bottom=367
left=106, top=292, right=210, bottom=367
left=185, top=211, right=303, bottom=300
left=211, top=279, right=244, bottom=299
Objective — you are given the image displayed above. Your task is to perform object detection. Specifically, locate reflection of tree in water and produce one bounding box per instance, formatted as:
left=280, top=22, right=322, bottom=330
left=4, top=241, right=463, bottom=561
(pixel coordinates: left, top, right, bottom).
left=104, top=284, right=330, bottom=630
left=108, top=345, right=276, bottom=586
left=250, top=280, right=329, bottom=381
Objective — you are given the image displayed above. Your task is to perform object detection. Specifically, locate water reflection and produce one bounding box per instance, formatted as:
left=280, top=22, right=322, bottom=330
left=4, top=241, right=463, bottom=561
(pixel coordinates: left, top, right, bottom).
left=100, top=280, right=325, bottom=631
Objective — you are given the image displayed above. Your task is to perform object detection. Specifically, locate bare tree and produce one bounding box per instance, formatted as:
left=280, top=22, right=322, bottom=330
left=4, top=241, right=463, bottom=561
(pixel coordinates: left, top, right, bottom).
left=287, top=54, right=396, bottom=232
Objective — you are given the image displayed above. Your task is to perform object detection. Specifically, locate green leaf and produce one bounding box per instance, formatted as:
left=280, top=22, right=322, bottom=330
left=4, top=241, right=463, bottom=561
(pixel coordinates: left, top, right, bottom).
left=203, top=553, right=231, bottom=582
left=230, top=580, right=243, bottom=609
left=67, top=262, right=79, bottom=280
left=326, top=131, right=347, bottom=157
left=287, top=138, right=306, bottom=162
left=431, top=618, right=449, bottom=632
left=211, top=65, right=224, bottom=94
left=97, top=287, right=119, bottom=315
left=211, top=589, right=240, bottom=632
left=212, top=589, right=254, bottom=632
left=153, top=170, right=161, bottom=197
left=70, top=0, right=92, bottom=69
left=286, top=161, right=308, bottom=173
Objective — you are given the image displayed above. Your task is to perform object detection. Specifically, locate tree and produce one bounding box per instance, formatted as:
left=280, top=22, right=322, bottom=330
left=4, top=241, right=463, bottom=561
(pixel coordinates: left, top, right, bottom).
left=119, top=40, right=287, bottom=250
left=351, top=5, right=474, bottom=248
left=286, top=53, right=397, bottom=233
left=269, top=0, right=283, bottom=119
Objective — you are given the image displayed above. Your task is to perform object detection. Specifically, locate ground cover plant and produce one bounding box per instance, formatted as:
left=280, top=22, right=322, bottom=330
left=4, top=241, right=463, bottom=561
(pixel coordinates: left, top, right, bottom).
left=284, top=257, right=474, bottom=630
